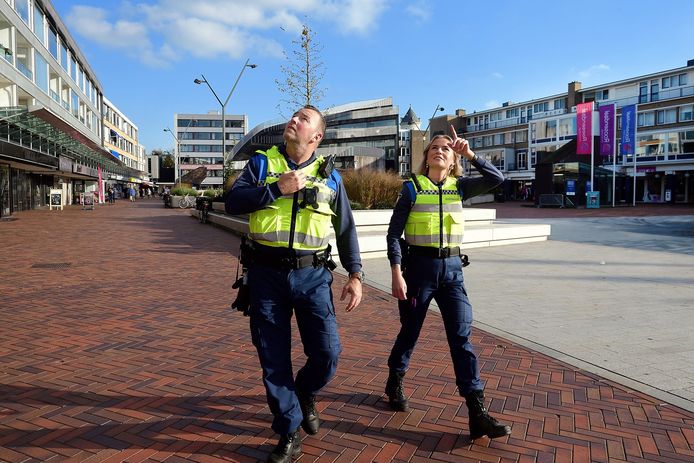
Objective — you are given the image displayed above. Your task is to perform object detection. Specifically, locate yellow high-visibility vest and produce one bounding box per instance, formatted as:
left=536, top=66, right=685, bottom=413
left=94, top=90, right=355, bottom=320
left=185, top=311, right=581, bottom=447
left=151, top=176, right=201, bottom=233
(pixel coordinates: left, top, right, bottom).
left=249, top=146, right=335, bottom=250
left=404, top=174, right=464, bottom=248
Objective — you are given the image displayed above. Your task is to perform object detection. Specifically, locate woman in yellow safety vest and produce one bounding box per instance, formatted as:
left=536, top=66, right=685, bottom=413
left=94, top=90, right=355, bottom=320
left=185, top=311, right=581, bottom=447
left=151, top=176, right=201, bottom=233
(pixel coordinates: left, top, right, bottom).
left=385, top=125, right=512, bottom=440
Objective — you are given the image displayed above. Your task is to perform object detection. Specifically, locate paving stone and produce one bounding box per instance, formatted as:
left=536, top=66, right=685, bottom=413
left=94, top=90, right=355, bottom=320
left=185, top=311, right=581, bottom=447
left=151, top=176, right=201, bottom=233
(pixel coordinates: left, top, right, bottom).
left=0, top=200, right=693, bottom=462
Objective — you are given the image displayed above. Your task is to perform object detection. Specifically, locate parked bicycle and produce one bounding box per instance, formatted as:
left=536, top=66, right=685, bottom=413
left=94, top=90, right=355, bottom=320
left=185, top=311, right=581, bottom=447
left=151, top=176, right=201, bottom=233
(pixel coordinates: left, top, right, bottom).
left=178, top=194, right=196, bottom=209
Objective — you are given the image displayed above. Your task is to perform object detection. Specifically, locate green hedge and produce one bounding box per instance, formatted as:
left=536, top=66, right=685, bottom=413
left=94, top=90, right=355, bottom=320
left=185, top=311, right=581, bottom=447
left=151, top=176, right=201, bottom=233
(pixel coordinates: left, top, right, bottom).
left=171, top=186, right=197, bottom=196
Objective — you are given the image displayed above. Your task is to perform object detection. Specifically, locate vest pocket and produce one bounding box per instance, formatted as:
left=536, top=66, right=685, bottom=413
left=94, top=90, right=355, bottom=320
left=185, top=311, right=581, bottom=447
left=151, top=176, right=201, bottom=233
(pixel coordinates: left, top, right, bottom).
left=405, top=214, right=435, bottom=246
left=295, top=209, right=333, bottom=249
left=249, top=204, right=282, bottom=242
left=444, top=213, right=464, bottom=245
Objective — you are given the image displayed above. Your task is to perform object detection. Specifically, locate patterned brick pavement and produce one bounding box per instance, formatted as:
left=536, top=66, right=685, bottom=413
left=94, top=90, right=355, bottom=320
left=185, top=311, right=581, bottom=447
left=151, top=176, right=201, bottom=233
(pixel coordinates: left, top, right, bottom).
left=1, top=200, right=693, bottom=462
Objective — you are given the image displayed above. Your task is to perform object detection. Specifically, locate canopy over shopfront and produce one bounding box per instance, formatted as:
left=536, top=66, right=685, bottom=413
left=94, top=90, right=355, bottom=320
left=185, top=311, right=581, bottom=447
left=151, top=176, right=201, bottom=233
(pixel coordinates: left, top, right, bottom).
left=0, top=106, right=141, bottom=180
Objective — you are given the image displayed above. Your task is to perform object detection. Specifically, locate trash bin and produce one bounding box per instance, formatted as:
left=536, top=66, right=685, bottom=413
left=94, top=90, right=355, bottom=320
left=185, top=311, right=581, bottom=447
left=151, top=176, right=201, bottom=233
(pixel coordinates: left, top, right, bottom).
left=586, top=191, right=600, bottom=209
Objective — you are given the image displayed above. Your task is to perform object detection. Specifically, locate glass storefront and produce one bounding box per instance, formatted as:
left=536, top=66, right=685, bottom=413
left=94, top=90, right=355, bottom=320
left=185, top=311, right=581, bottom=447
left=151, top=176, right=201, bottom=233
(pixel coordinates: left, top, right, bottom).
left=0, top=164, right=9, bottom=218
left=8, top=170, right=52, bottom=212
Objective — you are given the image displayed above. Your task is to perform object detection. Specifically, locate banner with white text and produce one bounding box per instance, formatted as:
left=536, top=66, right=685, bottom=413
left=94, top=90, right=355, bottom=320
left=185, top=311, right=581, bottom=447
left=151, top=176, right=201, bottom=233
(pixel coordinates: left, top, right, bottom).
left=620, top=104, right=636, bottom=155
left=598, top=104, right=615, bottom=156
left=576, top=102, right=593, bottom=155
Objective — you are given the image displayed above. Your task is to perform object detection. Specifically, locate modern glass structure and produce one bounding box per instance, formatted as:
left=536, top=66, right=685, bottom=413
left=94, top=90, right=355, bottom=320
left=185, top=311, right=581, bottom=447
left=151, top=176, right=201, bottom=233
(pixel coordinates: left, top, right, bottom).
left=230, top=97, right=400, bottom=172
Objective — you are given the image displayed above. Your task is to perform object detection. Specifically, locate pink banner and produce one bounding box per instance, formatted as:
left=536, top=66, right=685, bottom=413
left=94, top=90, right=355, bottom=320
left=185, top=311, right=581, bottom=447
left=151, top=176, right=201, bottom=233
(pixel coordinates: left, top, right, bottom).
left=97, top=166, right=104, bottom=203
left=576, top=102, right=593, bottom=155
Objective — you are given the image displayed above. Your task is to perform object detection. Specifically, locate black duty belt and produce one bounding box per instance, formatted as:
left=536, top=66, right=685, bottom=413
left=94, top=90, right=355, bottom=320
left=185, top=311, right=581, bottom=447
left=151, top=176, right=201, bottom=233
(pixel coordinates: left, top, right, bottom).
left=407, top=245, right=469, bottom=267
left=409, top=246, right=462, bottom=258
left=251, top=249, right=330, bottom=270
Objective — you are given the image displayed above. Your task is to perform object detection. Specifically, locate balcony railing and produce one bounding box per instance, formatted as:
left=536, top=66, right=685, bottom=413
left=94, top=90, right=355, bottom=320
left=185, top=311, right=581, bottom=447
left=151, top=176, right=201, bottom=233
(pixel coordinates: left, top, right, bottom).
left=466, top=116, right=532, bottom=132
left=596, top=85, right=694, bottom=109
left=16, top=61, right=32, bottom=80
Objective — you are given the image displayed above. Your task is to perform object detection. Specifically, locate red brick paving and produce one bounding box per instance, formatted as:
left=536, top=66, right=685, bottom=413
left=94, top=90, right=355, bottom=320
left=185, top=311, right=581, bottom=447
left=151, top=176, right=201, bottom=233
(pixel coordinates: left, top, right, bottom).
left=1, top=200, right=693, bottom=462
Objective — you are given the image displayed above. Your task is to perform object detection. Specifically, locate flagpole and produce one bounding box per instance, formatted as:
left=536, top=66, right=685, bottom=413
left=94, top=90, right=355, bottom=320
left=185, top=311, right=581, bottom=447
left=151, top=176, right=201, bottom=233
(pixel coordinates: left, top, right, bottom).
left=633, top=105, right=637, bottom=207
left=612, top=103, right=617, bottom=207
left=590, top=102, right=595, bottom=193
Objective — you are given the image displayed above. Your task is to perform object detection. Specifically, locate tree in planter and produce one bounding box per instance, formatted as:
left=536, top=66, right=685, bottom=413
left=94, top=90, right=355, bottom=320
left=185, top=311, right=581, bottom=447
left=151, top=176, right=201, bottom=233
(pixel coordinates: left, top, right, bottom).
left=160, top=152, right=175, bottom=169
left=275, top=24, right=327, bottom=116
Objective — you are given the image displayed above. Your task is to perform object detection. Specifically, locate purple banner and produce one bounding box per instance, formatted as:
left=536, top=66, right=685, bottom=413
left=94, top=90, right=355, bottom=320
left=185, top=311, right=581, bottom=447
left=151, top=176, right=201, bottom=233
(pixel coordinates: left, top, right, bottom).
left=620, top=104, right=637, bottom=155
left=576, top=102, right=593, bottom=155
left=599, top=104, right=615, bottom=156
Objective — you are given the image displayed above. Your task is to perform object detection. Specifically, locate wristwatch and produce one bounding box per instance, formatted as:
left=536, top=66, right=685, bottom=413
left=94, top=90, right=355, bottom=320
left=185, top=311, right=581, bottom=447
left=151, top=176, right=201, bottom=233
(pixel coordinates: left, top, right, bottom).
left=349, top=270, right=365, bottom=282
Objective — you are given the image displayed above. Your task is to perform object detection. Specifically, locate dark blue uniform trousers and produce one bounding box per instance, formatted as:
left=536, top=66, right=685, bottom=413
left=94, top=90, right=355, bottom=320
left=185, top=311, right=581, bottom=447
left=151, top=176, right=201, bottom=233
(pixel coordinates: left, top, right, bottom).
left=248, top=264, right=341, bottom=435
left=387, top=253, right=483, bottom=395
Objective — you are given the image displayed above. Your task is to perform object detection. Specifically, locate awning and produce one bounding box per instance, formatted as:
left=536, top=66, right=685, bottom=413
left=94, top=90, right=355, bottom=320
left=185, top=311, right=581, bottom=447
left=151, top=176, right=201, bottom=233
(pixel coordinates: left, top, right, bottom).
left=0, top=106, right=142, bottom=179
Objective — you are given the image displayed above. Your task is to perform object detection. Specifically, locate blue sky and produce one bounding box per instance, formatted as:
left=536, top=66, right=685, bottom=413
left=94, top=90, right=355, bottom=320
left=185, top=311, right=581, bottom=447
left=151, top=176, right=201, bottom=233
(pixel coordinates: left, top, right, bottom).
left=53, top=0, right=694, bottom=153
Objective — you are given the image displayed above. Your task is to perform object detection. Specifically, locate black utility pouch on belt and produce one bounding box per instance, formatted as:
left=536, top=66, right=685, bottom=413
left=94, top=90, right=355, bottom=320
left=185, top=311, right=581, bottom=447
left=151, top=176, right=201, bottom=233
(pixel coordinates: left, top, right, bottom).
left=231, top=237, right=253, bottom=316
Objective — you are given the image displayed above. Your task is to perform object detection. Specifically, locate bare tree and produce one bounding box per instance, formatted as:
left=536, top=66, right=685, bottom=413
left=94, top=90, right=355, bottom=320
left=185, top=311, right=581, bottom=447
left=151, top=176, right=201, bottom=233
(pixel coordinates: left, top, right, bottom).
left=275, top=24, right=327, bottom=117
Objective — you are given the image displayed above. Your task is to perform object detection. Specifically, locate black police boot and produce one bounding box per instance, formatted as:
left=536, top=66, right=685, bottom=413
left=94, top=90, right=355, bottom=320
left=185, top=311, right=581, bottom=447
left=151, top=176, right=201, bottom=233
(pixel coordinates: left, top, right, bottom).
left=385, top=370, right=409, bottom=412
left=267, top=429, right=301, bottom=463
left=464, top=390, right=511, bottom=440
left=297, top=393, right=320, bottom=435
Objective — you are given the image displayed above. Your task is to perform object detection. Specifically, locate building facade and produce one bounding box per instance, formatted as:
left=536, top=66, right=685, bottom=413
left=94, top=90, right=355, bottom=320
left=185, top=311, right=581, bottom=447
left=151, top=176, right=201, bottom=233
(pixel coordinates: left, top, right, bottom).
left=173, top=111, right=247, bottom=189
left=0, top=0, right=142, bottom=217
left=230, top=98, right=400, bottom=172
left=103, top=97, right=144, bottom=172
left=430, top=60, right=694, bottom=204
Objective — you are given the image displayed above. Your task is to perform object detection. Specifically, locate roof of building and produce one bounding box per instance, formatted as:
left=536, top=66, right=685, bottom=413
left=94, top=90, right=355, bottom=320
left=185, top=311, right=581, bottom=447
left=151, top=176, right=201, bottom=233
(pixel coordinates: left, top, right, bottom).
left=401, top=106, right=419, bottom=125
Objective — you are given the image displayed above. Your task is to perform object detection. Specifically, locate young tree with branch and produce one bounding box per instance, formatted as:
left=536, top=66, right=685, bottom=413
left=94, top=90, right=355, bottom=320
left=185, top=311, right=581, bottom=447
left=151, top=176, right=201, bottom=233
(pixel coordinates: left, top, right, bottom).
left=275, top=24, right=327, bottom=117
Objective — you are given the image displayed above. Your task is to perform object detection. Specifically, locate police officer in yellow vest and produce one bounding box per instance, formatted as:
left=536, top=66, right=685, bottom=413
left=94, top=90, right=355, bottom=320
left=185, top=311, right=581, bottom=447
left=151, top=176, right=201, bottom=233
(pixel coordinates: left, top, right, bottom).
left=226, top=105, right=363, bottom=463
left=385, top=125, right=512, bottom=440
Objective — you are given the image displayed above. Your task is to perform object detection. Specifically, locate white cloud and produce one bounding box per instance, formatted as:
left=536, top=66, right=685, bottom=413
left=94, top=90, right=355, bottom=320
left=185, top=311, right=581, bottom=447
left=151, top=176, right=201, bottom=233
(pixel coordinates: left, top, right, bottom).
left=576, top=64, right=610, bottom=80
left=484, top=100, right=500, bottom=109
left=406, top=1, right=431, bottom=21
left=491, top=72, right=503, bottom=79
left=319, top=0, right=389, bottom=34
left=66, top=1, right=389, bottom=67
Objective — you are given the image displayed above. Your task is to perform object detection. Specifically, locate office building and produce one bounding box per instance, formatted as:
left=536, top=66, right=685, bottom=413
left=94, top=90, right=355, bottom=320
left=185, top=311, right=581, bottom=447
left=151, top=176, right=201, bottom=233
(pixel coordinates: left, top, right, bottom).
left=230, top=97, right=400, bottom=171
left=173, top=111, right=247, bottom=189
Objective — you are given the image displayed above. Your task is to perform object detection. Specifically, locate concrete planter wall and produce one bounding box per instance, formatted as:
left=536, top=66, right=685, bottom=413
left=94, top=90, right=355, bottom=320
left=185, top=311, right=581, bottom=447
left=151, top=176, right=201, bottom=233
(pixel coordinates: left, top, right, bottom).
left=191, top=202, right=550, bottom=259
left=170, top=196, right=183, bottom=208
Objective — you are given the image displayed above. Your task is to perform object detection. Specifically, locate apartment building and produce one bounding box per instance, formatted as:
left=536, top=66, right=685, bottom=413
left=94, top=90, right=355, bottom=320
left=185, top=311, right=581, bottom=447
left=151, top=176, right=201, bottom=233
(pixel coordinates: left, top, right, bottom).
left=430, top=59, right=694, bottom=204
left=103, top=97, right=144, bottom=172
left=172, top=111, right=247, bottom=189
left=0, top=0, right=141, bottom=217
left=230, top=98, right=400, bottom=172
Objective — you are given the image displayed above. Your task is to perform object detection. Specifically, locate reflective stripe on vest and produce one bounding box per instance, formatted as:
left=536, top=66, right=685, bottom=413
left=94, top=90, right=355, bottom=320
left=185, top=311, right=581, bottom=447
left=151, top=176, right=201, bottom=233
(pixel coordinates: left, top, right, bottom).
left=404, top=175, right=464, bottom=248
left=249, top=146, right=335, bottom=250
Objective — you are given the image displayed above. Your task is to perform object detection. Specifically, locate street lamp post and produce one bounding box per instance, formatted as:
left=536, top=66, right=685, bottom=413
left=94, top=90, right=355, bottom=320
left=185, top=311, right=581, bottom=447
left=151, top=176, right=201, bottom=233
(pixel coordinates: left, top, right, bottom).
left=194, top=58, right=257, bottom=191
left=163, top=127, right=179, bottom=184
left=422, top=105, right=445, bottom=140
left=164, top=119, right=193, bottom=185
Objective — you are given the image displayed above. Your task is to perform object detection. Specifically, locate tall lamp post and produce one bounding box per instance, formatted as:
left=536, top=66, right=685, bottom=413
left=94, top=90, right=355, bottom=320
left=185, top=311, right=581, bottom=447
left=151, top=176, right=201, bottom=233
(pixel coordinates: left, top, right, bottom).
left=164, top=119, right=193, bottom=185
left=163, top=127, right=179, bottom=184
left=422, top=105, right=445, bottom=139
left=194, top=58, right=257, bottom=191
